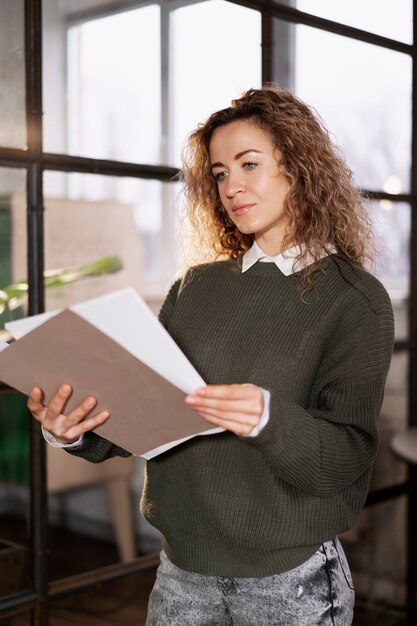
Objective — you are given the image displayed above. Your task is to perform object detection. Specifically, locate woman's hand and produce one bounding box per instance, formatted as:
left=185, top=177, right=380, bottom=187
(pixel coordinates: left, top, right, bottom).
left=185, top=383, right=264, bottom=435
left=28, top=384, right=110, bottom=444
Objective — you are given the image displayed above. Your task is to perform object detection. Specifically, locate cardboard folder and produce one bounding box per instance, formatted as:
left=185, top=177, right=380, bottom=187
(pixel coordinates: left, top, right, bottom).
left=0, top=289, right=221, bottom=458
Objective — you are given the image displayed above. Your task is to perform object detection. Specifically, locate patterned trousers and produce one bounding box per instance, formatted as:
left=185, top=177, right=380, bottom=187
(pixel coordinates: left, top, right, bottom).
left=145, top=538, right=354, bottom=626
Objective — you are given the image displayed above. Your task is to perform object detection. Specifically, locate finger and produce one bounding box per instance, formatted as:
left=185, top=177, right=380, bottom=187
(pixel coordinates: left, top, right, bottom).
left=62, top=410, right=111, bottom=442
left=43, top=395, right=98, bottom=435
left=195, top=384, right=259, bottom=400
left=186, top=395, right=262, bottom=416
left=198, top=411, right=257, bottom=435
left=65, top=395, right=98, bottom=425
left=27, top=386, right=46, bottom=415
left=186, top=385, right=263, bottom=416
left=46, top=384, right=73, bottom=419
left=196, top=406, right=260, bottom=427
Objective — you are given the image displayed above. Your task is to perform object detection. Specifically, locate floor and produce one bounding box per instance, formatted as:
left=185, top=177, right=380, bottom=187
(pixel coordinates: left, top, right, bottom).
left=0, top=516, right=408, bottom=625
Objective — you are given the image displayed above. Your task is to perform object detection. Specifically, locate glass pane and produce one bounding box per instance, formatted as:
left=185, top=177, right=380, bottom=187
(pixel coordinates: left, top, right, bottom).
left=370, top=351, right=408, bottom=492
left=1, top=612, right=31, bottom=625
left=0, top=166, right=27, bottom=332
left=0, top=168, right=31, bottom=600
left=43, top=1, right=161, bottom=163
left=46, top=456, right=161, bottom=579
left=296, top=0, right=412, bottom=44
left=40, top=171, right=167, bottom=574
left=341, top=496, right=407, bottom=615
left=294, top=25, right=412, bottom=192
left=43, top=171, right=177, bottom=302
left=170, top=0, right=262, bottom=167
left=367, top=199, right=408, bottom=491
left=0, top=0, right=26, bottom=149
left=368, top=201, right=410, bottom=302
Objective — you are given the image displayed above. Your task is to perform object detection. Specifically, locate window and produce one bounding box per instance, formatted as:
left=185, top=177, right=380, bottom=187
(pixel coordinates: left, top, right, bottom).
left=293, top=17, right=412, bottom=299
left=43, top=0, right=262, bottom=295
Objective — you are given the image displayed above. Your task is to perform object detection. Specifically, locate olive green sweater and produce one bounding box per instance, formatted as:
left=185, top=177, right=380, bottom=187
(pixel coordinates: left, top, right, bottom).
left=68, top=255, right=394, bottom=577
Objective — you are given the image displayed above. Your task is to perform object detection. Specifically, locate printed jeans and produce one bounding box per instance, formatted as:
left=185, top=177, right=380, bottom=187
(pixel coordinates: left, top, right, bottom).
left=145, top=538, right=354, bottom=626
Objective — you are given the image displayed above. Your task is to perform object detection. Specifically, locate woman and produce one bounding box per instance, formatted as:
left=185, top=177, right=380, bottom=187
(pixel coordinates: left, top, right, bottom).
left=29, top=85, right=394, bottom=625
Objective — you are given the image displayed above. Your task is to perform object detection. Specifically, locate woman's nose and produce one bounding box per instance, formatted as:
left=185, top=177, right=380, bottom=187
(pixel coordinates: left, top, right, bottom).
left=225, top=172, right=245, bottom=198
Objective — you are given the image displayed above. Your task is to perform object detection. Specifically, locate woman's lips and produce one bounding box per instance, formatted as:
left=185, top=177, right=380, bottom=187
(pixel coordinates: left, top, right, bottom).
left=232, top=203, right=255, bottom=216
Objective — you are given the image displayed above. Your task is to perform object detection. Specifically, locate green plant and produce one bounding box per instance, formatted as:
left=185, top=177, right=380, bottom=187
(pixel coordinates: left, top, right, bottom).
left=0, top=255, right=123, bottom=342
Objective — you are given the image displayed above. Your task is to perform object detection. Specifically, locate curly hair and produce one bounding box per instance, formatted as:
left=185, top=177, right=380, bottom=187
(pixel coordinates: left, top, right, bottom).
left=179, top=84, right=376, bottom=285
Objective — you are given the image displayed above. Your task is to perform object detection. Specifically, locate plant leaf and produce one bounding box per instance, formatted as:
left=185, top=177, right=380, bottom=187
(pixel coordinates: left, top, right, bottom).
left=1, top=256, right=123, bottom=313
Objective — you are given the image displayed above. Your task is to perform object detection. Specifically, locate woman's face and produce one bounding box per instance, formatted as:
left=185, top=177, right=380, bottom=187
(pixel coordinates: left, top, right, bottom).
left=209, top=120, right=290, bottom=255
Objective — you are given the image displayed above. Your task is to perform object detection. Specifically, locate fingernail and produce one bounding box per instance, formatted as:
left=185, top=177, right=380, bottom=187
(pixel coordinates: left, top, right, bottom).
left=196, top=388, right=206, bottom=396
left=85, top=398, right=96, bottom=409
left=61, top=384, right=71, bottom=393
left=185, top=396, right=196, bottom=404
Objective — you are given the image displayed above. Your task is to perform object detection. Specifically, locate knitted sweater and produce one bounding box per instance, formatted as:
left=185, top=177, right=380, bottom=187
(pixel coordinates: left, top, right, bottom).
left=67, top=255, right=394, bottom=577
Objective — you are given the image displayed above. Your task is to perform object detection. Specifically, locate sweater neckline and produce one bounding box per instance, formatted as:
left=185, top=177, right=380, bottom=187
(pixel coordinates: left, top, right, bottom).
left=235, top=254, right=339, bottom=277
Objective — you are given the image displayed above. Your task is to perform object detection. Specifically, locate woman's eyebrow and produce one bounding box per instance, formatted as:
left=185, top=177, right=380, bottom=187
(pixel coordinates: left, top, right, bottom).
left=210, top=149, right=262, bottom=171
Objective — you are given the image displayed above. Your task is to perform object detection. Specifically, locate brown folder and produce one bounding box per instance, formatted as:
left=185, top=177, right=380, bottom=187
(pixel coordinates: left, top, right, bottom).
left=0, top=309, right=212, bottom=456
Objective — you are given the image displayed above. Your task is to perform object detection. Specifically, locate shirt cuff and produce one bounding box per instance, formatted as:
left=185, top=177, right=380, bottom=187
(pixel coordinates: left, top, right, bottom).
left=41, top=425, right=84, bottom=448
left=246, top=388, right=271, bottom=437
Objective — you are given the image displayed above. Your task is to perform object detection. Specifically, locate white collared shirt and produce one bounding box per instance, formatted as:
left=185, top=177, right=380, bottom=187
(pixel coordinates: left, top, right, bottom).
left=242, top=240, right=334, bottom=276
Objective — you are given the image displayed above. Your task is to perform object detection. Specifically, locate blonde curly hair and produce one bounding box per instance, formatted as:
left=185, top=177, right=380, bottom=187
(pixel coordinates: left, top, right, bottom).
left=179, top=84, right=376, bottom=284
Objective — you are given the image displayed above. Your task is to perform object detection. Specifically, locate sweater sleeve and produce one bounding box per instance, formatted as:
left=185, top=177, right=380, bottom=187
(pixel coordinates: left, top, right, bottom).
left=245, top=292, right=394, bottom=497
left=65, top=431, right=132, bottom=463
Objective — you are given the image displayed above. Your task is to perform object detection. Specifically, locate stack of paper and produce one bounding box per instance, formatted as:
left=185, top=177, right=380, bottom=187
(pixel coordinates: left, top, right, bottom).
left=0, top=288, right=222, bottom=458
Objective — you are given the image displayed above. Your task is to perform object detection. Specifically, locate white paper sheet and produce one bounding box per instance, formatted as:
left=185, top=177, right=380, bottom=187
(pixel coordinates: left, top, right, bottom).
left=6, top=287, right=205, bottom=395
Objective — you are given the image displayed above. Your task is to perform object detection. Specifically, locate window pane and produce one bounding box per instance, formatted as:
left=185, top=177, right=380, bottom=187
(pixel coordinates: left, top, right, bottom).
left=296, top=0, right=412, bottom=44
left=170, top=0, right=262, bottom=167
left=294, top=25, right=412, bottom=193
left=43, top=2, right=161, bottom=163
left=0, top=0, right=26, bottom=149
left=33, top=171, right=168, bottom=573
left=0, top=168, right=31, bottom=600
left=371, top=349, right=408, bottom=490
left=42, top=172, right=177, bottom=304
left=3, top=611, right=31, bottom=625
left=342, top=497, right=407, bottom=613
left=367, top=201, right=410, bottom=302
left=0, top=168, right=27, bottom=333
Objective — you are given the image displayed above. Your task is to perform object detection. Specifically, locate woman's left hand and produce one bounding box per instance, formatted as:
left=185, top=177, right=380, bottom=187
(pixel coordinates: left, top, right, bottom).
left=185, top=383, right=264, bottom=435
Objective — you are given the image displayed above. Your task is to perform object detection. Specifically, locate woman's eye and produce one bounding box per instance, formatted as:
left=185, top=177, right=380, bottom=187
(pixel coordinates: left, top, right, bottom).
left=214, top=171, right=227, bottom=182
left=243, top=162, right=257, bottom=170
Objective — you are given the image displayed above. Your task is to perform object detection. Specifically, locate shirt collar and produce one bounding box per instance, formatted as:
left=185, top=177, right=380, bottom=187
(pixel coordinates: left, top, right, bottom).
left=241, top=240, right=336, bottom=275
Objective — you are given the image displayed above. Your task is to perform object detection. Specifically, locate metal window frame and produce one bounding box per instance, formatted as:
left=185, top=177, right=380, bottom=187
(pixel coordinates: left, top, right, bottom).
left=0, top=0, right=415, bottom=623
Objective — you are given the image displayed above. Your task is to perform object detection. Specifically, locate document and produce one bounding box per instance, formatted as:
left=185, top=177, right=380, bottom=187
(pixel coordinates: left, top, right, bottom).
left=0, top=288, right=222, bottom=458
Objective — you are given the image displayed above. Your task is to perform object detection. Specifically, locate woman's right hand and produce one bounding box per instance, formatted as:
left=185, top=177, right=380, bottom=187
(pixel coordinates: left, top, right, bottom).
left=28, top=383, right=110, bottom=445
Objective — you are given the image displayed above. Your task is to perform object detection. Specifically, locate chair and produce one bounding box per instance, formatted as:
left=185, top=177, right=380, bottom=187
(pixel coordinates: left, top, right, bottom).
left=0, top=389, right=137, bottom=563
left=47, top=445, right=136, bottom=562
left=390, top=426, right=417, bottom=625
left=391, top=427, right=417, bottom=465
